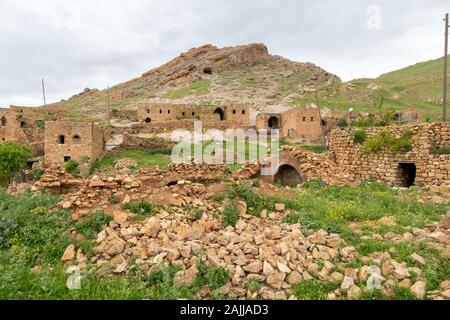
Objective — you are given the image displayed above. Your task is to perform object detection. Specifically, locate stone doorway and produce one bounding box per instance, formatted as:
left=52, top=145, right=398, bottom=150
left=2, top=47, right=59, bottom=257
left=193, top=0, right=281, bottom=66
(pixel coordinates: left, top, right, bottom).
left=274, top=164, right=302, bottom=187
left=397, top=163, right=416, bottom=188
left=213, top=108, right=225, bottom=121
left=268, top=116, right=280, bottom=129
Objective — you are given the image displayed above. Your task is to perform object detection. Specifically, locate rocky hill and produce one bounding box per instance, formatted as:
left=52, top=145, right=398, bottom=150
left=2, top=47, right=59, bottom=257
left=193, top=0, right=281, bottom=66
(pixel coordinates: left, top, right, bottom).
left=43, top=44, right=448, bottom=121
left=43, top=43, right=342, bottom=120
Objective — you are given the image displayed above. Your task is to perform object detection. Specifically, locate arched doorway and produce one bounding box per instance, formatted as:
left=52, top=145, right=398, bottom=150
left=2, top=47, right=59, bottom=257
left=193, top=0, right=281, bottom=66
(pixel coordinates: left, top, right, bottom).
left=274, top=164, right=303, bottom=187
left=213, top=108, right=225, bottom=121
left=268, top=116, right=279, bottom=129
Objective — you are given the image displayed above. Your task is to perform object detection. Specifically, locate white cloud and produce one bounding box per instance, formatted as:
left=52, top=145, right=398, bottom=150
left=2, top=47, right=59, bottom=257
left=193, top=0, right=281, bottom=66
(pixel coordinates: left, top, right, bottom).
left=0, top=0, right=448, bottom=106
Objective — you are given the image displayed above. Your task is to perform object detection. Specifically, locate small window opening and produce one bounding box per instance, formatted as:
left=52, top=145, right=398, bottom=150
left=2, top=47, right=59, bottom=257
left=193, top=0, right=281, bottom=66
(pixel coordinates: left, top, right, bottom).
left=58, top=135, right=65, bottom=144
left=64, top=156, right=71, bottom=162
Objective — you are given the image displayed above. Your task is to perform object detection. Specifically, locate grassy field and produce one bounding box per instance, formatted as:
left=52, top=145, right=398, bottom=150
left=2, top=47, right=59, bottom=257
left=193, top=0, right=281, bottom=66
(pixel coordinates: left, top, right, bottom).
left=0, top=179, right=448, bottom=300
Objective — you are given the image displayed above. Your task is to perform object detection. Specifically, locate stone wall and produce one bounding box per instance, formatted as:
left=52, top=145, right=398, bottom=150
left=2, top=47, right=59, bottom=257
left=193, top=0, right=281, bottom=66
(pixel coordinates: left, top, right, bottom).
left=256, top=107, right=323, bottom=139
left=121, top=134, right=175, bottom=150
left=45, top=121, right=105, bottom=165
left=137, top=102, right=250, bottom=128
left=109, top=109, right=138, bottom=121
left=329, top=123, right=450, bottom=186
left=0, top=108, right=45, bottom=155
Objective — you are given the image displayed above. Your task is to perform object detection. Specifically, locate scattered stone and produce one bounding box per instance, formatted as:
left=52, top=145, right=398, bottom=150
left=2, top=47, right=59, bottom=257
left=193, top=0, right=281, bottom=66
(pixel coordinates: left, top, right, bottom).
left=411, top=280, right=426, bottom=300
left=61, top=244, right=76, bottom=262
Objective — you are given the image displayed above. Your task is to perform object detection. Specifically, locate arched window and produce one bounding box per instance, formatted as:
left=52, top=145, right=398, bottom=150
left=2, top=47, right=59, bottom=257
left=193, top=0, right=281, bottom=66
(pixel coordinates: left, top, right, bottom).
left=213, top=108, right=225, bottom=121
left=192, top=112, right=195, bottom=116
left=58, top=135, right=65, bottom=144
left=73, top=134, right=81, bottom=143
left=159, top=110, right=162, bottom=114
left=242, top=110, right=246, bottom=115
left=1, top=117, right=6, bottom=127
left=232, top=110, right=236, bottom=114
left=146, top=109, right=150, bottom=114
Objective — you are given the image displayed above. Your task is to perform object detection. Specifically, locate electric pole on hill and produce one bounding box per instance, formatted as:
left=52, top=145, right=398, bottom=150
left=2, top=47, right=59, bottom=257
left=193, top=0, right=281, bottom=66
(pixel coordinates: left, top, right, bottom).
left=41, top=79, right=46, bottom=106
left=107, top=85, right=111, bottom=125
left=444, top=13, right=449, bottom=122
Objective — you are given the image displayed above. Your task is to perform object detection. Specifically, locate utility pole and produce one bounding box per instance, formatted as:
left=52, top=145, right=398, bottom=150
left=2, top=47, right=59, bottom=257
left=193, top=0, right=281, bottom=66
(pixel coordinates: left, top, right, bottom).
left=41, top=79, right=46, bottom=106
left=443, top=13, right=449, bottom=122
left=107, top=85, right=111, bottom=125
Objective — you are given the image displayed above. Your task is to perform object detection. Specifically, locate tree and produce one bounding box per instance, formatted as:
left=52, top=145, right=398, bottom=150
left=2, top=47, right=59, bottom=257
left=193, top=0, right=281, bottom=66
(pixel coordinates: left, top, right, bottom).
left=0, top=142, right=31, bottom=184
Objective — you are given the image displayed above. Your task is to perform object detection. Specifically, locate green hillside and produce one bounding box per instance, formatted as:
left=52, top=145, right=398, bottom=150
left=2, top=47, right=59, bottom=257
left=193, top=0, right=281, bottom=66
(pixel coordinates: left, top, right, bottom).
left=294, top=56, right=449, bottom=120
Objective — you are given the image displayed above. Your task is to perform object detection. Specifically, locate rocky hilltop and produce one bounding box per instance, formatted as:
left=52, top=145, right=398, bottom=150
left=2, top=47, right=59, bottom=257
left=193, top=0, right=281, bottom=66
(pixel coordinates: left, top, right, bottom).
left=44, top=43, right=341, bottom=119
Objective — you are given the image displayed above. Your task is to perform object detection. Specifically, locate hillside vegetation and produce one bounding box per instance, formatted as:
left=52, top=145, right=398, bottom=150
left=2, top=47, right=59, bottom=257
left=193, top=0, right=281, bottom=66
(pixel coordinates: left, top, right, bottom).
left=40, top=44, right=448, bottom=121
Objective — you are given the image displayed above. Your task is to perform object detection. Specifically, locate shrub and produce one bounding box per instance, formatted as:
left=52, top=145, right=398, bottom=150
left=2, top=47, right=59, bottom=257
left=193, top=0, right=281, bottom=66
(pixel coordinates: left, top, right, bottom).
left=434, top=146, right=450, bottom=155
left=222, top=201, right=240, bottom=227
left=206, top=267, right=230, bottom=290
left=337, top=118, right=348, bottom=128
left=363, top=130, right=413, bottom=153
left=63, top=160, right=79, bottom=176
left=75, top=210, right=112, bottom=239
left=0, top=142, right=31, bottom=184
left=185, top=205, right=203, bottom=220
left=353, top=130, right=367, bottom=145
left=108, top=193, right=119, bottom=204
left=122, top=200, right=156, bottom=220
left=32, top=168, right=45, bottom=181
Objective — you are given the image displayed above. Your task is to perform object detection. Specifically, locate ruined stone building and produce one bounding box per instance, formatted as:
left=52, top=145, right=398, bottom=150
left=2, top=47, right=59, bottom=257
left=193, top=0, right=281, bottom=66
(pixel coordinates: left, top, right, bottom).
left=0, top=107, right=45, bottom=155
left=137, top=102, right=250, bottom=130
left=255, top=107, right=324, bottom=139
left=44, top=121, right=105, bottom=165
left=329, top=123, right=449, bottom=187
left=262, top=123, right=449, bottom=188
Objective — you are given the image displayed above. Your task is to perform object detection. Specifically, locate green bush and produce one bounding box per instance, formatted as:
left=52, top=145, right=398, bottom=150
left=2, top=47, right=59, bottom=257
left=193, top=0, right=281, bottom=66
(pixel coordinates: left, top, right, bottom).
left=74, top=210, right=112, bottom=239
left=0, top=142, right=31, bottom=184
left=108, top=193, right=119, bottom=204
left=222, top=201, right=240, bottom=227
left=363, top=130, right=413, bottom=153
left=32, top=168, right=45, bottom=181
left=122, top=200, right=156, bottom=220
left=63, top=160, right=79, bottom=176
left=434, top=146, right=450, bottom=155
left=185, top=205, right=203, bottom=220
left=353, top=130, right=367, bottom=144
left=337, top=118, right=348, bottom=128
left=206, top=267, right=230, bottom=290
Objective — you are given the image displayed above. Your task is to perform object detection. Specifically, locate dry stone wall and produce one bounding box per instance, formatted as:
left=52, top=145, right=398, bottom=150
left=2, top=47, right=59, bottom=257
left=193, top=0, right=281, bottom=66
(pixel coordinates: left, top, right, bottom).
left=329, top=123, right=449, bottom=187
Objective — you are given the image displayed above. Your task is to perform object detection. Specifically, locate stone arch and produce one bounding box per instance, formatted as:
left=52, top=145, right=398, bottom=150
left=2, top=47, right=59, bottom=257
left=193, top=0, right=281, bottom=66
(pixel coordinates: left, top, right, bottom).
left=274, top=164, right=304, bottom=187
left=213, top=108, right=225, bottom=121
left=1, top=117, right=6, bottom=126
left=268, top=116, right=280, bottom=129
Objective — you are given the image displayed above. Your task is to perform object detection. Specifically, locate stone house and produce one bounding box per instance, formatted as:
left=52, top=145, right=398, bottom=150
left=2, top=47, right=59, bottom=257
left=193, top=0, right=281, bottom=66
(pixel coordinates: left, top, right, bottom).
left=44, top=121, right=105, bottom=165
left=0, top=107, right=45, bottom=155
left=255, top=107, right=324, bottom=139
left=137, top=102, right=250, bottom=129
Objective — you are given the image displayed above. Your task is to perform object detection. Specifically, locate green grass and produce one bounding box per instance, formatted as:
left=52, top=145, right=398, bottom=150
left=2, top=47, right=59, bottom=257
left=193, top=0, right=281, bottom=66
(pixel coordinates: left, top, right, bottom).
left=74, top=210, right=112, bottom=240
left=163, top=80, right=211, bottom=99
left=122, top=200, right=157, bottom=221
left=91, top=149, right=172, bottom=173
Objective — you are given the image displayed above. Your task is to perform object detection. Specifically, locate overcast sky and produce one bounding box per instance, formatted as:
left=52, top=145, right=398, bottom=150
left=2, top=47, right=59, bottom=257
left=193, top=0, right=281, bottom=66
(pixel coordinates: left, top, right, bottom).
left=0, top=0, right=449, bottom=107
